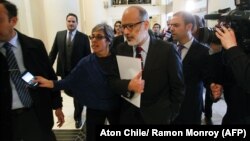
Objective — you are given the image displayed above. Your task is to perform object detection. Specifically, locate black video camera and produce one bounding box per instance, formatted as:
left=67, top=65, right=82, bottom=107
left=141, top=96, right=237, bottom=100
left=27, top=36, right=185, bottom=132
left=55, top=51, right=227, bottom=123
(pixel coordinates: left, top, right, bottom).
left=198, top=0, right=250, bottom=51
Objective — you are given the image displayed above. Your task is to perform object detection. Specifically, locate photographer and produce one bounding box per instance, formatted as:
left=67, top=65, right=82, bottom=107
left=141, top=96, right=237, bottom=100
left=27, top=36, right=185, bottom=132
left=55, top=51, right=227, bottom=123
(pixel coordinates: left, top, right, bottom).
left=211, top=25, right=250, bottom=124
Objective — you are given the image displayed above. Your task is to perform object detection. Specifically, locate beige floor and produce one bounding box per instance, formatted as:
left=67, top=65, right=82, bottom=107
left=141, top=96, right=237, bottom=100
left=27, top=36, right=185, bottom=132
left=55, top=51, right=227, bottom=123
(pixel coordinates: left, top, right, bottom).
left=53, top=91, right=227, bottom=129
left=201, top=96, right=227, bottom=125
left=53, top=92, right=86, bottom=129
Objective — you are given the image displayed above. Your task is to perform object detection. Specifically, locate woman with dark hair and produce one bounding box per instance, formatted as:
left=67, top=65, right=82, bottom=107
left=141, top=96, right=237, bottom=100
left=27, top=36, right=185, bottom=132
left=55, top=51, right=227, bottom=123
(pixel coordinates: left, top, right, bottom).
left=36, top=23, right=121, bottom=141
left=113, top=20, right=123, bottom=37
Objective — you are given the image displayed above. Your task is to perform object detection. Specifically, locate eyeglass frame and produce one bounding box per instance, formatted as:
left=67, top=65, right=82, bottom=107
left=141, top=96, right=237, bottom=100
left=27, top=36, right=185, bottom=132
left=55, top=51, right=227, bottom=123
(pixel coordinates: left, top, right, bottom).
left=88, top=35, right=106, bottom=41
left=121, top=21, right=145, bottom=31
left=115, top=24, right=122, bottom=27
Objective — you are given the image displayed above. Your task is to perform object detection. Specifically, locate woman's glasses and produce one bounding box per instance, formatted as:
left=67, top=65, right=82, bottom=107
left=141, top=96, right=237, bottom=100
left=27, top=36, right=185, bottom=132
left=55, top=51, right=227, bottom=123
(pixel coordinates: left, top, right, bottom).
left=89, top=35, right=106, bottom=40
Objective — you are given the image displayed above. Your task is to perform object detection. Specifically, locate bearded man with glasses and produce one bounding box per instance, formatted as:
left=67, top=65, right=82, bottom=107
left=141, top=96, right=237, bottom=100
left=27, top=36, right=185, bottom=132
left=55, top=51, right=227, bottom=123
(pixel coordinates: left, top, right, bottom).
left=110, top=6, right=185, bottom=124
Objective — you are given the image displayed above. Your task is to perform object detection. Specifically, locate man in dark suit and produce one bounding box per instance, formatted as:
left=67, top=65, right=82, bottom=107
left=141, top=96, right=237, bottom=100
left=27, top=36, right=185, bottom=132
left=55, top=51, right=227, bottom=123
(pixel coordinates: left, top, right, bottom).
left=111, top=6, right=185, bottom=124
left=170, top=11, right=214, bottom=124
left=49, top=13, right=91, bottom=128
left=0, top=1, right=64, bottom=141
left=0, top=53, right=12, bottom=141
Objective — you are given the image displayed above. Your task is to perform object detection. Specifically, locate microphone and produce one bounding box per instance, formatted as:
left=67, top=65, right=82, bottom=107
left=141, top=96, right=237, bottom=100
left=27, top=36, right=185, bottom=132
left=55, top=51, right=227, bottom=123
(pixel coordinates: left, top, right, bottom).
left=204, top=14, right=221, bottom=20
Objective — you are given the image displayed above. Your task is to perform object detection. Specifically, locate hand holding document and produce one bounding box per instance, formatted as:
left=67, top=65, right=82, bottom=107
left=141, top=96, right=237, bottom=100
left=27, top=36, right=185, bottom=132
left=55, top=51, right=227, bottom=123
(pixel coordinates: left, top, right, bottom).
left=128, top=71, right=144, bottom=93
left=116, top=55, right=144, bottom=108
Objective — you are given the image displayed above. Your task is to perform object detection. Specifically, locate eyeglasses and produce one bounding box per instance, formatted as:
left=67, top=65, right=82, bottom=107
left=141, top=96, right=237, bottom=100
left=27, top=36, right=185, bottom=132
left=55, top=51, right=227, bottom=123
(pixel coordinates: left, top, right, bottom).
left=115, top=24, right=121, bottom=27
left=89, top=35, right=106, bottom=40
left=153, top=26, right=160, bottom=29
left=121, top=21, right=145, bottom=31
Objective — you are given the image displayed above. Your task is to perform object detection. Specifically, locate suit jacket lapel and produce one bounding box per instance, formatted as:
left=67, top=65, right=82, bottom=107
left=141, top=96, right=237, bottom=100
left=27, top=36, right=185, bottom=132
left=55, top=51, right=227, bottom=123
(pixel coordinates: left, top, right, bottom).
left=61, top=30, right=67, bottom=62
left=17, top=31, right=37, bottom=71
left=143, top=38, right=157, bottom=75
left=182, top=39, right=198, bottom=65
left=71, top=31, right=78, bottom=56
left=72, top=31, right=79, bottom=48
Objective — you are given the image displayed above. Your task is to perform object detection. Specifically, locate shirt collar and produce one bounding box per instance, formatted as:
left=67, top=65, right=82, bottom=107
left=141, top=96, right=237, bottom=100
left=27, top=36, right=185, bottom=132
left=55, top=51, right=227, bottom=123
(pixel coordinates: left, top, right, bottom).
left=68, top=29, right=77, bottom=36
left=177, top=37, right=194, bottom=49
left=0, top=31, right=19, bottom=48
left=133, top=35, right=150, bottom=53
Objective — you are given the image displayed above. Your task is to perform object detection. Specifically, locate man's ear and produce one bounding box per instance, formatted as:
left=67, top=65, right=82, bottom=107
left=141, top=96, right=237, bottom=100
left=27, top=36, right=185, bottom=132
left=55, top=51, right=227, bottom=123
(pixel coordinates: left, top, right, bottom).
left=144, top=20, right=150, bottom=29
left=10, top=16, right=18, bottom=27
left=186, top=23, right=193, bottom=31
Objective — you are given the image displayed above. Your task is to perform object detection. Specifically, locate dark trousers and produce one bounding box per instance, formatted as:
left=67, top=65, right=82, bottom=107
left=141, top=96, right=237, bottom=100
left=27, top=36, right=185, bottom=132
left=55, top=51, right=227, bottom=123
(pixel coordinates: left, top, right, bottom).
left=74, top=98, right=84, bottom=121
left=12, top=108, right=56, bottom=141
left=119, top=103, right=145, bottom=124
left=119, top=100, right=146, bottom=124
left=63, top=71, right=84, bottom=122
left=86, top=108, right=120, bottom=141
left=64, top=89, right=83, bottom=122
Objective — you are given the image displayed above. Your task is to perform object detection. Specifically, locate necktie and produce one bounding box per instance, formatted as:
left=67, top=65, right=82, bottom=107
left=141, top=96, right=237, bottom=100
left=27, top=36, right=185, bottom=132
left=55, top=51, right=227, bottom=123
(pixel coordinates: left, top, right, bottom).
left=136, top=46, right=143, bottom=69
left=67, top=31, right=72, bottom=47
left=177, top=44, right=185, bottom=56
left=3, top=42, right=32, bottom=107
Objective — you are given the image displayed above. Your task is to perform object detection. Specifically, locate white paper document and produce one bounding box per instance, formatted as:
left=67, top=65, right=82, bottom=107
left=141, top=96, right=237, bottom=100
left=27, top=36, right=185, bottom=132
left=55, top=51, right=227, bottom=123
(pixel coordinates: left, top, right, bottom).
left=116, top=55, right=141, bottom=108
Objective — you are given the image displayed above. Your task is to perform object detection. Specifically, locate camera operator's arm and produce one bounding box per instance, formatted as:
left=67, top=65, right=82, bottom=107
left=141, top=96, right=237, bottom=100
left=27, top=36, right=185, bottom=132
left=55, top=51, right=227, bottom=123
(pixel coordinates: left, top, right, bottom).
left=215, top=26, right=237, bottom=49
left=215, top=26, right=250, bottom=93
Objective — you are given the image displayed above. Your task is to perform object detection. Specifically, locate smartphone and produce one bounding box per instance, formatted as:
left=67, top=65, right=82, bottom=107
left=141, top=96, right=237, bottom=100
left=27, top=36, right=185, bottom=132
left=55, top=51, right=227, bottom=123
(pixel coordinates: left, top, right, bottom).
left=21, top=71, right=38, bottom=87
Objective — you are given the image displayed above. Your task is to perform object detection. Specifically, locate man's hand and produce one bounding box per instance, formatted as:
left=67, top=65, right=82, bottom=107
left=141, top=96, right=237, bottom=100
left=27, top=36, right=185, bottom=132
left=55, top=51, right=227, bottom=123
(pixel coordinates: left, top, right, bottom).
left=210, top=83, right=223, bottom=101
left=128, top=71, right=145, bottom=93
left=215, top=26, right=237, bottom=49
left=55, top=108, right=65, bottom=127
left=35, top=76, right=54, bottom=88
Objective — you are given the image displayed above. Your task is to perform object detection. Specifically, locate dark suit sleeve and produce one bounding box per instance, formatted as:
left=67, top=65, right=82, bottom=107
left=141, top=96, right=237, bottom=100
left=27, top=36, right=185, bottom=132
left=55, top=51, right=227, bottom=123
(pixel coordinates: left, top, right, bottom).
left=83, top=34, right=91, bottom=56
left=0, top=53, right=12, bottom=140
left=224, top=47, right=250, bottom=93
left=210, top=51, right=224, bottom=84
left=108, top=55, right=134, bottom=98
left=167, top=44, right=185, bottom=121
left=49, top=32, right=59, bottom=65
left=39, top=41, right=62, bottom=109
left=110, top=78, right=132, bottom=98
left=201, top=48, right=214, bottom=89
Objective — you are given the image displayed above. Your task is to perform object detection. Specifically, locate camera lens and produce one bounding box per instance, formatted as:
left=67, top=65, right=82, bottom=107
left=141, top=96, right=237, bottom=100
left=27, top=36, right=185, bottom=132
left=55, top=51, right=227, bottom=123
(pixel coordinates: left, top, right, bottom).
left=198, top=27, right=221, bottom=44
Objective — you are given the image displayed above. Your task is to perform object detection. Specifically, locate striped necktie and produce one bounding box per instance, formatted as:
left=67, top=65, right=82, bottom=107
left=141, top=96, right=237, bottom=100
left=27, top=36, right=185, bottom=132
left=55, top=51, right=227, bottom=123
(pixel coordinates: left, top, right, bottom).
left=3, top=42, right=32, bottom=107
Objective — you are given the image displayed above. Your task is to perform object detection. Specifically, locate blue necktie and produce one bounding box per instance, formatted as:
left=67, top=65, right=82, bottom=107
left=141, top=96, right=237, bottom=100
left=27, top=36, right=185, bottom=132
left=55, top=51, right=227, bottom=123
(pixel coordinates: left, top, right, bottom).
left=3, top=42, right=32, bottom=107
left=177, top=44, right=185, bottom=56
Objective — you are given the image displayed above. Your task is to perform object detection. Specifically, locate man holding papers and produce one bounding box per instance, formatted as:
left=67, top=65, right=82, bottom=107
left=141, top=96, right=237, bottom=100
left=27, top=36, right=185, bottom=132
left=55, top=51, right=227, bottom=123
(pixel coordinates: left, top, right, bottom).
left=111, top=6, right=185, bottom=124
